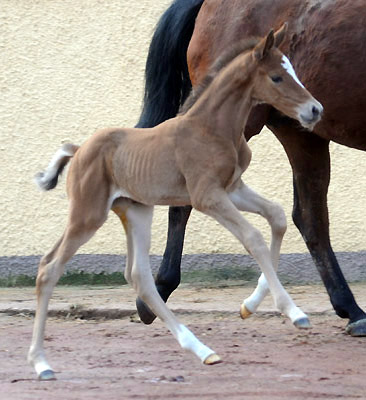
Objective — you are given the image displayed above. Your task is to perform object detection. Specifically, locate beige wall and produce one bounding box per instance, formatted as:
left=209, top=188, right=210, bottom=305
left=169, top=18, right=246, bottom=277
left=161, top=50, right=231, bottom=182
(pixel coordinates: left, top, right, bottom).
left=1, top=0, right=365, bottom=260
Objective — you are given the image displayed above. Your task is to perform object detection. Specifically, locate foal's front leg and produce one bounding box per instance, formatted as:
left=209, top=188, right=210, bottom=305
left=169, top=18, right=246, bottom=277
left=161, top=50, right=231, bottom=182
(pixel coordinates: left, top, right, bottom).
left=136, top=205, right=192, bottom=324
left=195, top=188, right=310, bottom=328
left=125, top=203, right=220, bottom=365
left=229, top=181, right=287, bottom=319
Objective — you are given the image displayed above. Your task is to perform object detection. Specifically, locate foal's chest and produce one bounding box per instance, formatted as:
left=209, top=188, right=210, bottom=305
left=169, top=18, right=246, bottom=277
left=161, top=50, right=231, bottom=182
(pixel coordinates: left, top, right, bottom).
left=226, top=137, right=252, bottom=188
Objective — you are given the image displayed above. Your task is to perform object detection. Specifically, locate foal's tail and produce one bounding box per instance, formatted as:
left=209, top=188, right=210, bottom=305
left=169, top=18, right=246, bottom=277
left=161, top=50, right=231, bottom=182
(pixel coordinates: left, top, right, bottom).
left=35, top=143, right=79, bottom=191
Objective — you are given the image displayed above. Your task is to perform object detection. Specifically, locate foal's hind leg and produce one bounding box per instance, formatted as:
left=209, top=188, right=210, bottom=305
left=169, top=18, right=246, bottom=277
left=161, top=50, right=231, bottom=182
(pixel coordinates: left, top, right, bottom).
left=229, top=181, right=288, bottom=319
left=28, top=205, right=108, bottom=380
left=195, top=188, right=309, bottom=328
left=125, top=203, right=220, bottom=365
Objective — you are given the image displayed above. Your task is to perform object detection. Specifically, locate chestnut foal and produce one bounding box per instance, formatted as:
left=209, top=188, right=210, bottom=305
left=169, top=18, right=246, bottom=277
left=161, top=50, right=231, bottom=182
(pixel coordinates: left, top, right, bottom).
left=29, top=25, right=322, bottom=380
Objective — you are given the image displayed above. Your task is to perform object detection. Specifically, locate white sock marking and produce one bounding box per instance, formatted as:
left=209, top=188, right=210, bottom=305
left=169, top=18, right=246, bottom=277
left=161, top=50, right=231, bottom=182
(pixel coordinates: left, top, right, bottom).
left=176, top=324, right=216, bottom=362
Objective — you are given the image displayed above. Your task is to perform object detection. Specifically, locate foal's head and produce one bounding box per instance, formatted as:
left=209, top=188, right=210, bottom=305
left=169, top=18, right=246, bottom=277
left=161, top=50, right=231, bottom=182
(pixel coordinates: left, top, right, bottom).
left=251, top=24, right=323, bottom=130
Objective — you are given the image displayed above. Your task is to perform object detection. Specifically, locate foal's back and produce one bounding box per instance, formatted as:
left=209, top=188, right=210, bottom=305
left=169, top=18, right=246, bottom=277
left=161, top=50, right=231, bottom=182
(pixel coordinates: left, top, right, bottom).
left=67, top=120, right=192, bottom=206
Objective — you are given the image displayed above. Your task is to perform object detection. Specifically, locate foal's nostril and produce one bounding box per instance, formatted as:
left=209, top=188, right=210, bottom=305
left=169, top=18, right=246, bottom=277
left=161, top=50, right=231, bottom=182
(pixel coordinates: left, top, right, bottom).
left=312, top=106, right=320, bottom=118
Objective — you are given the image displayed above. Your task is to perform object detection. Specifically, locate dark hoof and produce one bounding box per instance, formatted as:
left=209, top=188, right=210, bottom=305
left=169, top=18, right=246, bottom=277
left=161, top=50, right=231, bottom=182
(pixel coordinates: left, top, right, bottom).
left=39, top=369, right=56, bottom=381
left=293, top=317, right=312, bottom=329
left=136, top=297, right=157, bottom=325
left=346, top=318, right=366, bottom=337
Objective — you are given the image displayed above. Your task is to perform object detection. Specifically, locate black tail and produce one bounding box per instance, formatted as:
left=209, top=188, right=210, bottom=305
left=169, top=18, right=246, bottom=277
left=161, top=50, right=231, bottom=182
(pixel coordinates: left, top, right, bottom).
left=136, top=0, right=204, bottom=128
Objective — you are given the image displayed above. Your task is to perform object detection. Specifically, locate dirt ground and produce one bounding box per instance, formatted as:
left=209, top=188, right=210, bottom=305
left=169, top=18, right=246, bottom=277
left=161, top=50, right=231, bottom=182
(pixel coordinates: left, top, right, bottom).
left=1, top=284, right=366, bottom=400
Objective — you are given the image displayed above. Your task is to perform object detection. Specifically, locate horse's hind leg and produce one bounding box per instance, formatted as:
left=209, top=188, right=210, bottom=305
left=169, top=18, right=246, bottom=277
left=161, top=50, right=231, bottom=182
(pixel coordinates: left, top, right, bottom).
left=136, top=205, right=192, bottom=324
left=28, top=205, right=108, bottom=380
left=195, top=189, right=310, bottom=328
left=229, top=181, right=287, bottom=318
left=126, top=203, right=220, bottom=365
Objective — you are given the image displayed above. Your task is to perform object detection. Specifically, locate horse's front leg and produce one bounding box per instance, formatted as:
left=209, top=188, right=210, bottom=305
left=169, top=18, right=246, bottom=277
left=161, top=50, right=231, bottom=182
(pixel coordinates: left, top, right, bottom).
left=228, top=181, right=287, bottom=318
left=136, top=205, right=192, bottom=324
left=194, top=188, right=310, bottom=328
left=270, top=120, right=366, bottom=336
left=127, top=204, right=220, bottom=365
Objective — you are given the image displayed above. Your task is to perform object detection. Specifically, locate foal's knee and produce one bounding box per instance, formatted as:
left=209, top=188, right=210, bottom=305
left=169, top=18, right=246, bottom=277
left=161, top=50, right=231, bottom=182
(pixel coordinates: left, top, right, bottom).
left=267, top=202, right=287, bottom=236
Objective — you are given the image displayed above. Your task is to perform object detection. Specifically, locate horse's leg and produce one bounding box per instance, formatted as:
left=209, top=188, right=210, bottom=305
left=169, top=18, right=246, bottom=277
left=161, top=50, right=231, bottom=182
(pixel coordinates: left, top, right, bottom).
left=28, top=197, right=109, bottom=380
left=270, top=120, right=366, bottom=336
left=112, top=205, right=135, bottom=285
left=136, top=205, right=192, bottom=324
left=126, top=203, right=220, bottom=365
left=228, top=180, right=287, bottom=318
left=195, top=189, right=310, bottom=328
left=28, top=228, right=99, bottom=380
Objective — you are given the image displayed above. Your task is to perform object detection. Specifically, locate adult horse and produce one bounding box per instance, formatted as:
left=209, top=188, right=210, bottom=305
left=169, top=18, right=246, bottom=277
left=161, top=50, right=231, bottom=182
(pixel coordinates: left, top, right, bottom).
left=135, top=0, right=366, bottom=336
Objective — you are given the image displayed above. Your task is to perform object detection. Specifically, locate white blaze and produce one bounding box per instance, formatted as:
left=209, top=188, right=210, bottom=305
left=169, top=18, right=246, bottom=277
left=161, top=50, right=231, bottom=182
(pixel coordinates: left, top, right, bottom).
left=281, top=55, right=305, bottom=88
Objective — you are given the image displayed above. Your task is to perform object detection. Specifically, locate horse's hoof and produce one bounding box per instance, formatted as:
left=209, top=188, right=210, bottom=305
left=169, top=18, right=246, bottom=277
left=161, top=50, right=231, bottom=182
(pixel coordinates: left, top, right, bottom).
left=346, top=318, right=366, bottom=337
left=136, top=297, right=157, bottom=325
left=38, top=369, right=56, bottom=381
left=240, top=303, right=253, bottom=319
left=293, top=317, right=312, bottom=329
left=203, top=353, right=222, bottom=365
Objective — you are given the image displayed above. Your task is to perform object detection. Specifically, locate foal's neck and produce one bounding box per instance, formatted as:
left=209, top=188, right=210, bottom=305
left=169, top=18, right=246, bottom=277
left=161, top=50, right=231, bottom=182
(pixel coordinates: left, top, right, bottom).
left=188, top=54, right=255, bottom=146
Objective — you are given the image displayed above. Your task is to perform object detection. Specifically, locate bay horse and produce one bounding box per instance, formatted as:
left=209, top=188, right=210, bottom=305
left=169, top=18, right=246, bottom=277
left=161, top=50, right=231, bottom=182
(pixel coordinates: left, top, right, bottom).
left=135, top=0, right=366, bottom=336
left=29, top=26, right=322, bottom=380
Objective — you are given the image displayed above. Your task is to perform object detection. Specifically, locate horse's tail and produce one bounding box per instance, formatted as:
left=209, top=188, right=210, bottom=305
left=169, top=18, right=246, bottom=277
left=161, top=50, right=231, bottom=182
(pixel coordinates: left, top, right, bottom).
left=136, top=0, right=204, bottom=128
left=35, top=143, right=79, bottom=191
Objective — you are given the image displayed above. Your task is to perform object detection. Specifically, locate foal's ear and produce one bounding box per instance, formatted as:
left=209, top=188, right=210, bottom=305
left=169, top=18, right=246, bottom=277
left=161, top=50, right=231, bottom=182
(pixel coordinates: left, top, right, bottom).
left=254, top=29, right=274, bottom=61
left=274, top=22, right=288, bottom=48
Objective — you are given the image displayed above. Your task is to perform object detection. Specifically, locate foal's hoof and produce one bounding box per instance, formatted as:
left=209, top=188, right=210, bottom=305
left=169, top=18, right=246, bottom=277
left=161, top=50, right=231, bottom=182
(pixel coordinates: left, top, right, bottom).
left=346, top=318, right=366, bottom=337
left=38, top=369, right=56, bottom=381
left=136, top=297, right=157, bottom=325
left=293, top=317, right=312, bottom=329
left=240, top=303, right=253, bottom=319
left=203, top=353, right=222, bottom=365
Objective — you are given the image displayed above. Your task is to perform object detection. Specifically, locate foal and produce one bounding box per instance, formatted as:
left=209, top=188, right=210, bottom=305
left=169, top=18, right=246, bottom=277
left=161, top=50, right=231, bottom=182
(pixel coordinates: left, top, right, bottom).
left=29, top=25, right=322, bottom=380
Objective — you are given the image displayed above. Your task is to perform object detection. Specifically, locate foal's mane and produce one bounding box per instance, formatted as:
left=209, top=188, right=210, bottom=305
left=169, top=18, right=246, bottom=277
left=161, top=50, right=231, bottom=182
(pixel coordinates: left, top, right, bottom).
left=179, top=38, right=260, bottom=114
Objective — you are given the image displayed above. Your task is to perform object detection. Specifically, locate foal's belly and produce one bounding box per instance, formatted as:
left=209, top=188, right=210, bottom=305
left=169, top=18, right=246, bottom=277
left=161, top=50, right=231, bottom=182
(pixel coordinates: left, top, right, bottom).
left=113, top=179, right=192, bottom=207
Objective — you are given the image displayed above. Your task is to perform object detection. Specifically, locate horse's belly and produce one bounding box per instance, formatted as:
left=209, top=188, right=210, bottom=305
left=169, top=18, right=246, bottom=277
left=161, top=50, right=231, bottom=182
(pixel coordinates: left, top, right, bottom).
left=117, top=172, right=191, bottom=207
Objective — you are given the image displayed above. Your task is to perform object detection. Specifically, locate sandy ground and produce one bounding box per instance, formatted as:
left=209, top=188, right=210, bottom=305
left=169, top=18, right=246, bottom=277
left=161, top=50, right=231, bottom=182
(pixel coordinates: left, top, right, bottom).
left=1, top=283, right=366, bottom=400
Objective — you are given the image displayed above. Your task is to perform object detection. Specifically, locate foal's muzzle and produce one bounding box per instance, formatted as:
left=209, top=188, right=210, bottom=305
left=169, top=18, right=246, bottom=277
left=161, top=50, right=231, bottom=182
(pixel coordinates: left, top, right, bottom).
left=299, top=101, right=323, bottom=130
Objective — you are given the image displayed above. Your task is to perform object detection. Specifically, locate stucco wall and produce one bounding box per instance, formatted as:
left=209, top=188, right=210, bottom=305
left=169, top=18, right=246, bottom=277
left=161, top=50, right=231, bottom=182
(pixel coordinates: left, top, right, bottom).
left=1, top=0, right=365, bottom=263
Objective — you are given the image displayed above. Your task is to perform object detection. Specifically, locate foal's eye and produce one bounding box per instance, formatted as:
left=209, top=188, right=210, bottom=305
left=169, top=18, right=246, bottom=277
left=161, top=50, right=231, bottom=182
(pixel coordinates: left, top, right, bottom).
left=271, top=76, right=283, bottom=83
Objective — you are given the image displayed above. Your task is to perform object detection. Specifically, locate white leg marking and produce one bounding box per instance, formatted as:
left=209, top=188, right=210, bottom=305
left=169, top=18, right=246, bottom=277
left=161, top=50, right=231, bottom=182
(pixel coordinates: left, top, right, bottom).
left=243, top=273, right=269, bottom=313
left=176, top=324, right=216, bottom=363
